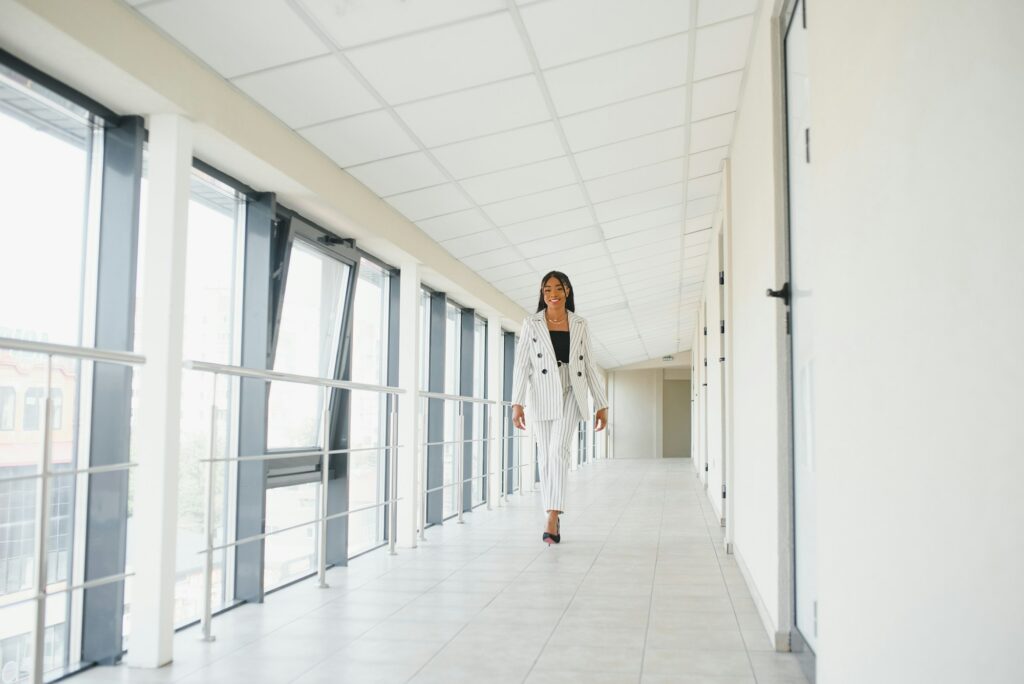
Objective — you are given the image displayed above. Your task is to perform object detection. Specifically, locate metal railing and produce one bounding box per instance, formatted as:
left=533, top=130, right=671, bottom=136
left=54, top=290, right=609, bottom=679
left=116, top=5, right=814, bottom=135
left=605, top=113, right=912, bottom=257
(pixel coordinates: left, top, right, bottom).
left=0, top=336, right=145, bottom=684
left=183, top=360, right=405, bottom=642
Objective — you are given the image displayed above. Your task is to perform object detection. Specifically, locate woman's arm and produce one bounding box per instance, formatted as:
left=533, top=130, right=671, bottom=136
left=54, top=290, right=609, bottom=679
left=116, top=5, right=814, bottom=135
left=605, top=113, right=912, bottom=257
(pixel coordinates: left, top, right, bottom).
left=510, top=318, right=533, bottom=409
left=582, top=320, right=609, bottom=411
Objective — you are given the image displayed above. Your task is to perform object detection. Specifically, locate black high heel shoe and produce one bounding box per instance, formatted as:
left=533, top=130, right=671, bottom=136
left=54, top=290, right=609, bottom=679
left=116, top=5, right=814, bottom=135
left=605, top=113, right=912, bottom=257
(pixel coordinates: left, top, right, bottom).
left=542, top=515, right=561, bottom=545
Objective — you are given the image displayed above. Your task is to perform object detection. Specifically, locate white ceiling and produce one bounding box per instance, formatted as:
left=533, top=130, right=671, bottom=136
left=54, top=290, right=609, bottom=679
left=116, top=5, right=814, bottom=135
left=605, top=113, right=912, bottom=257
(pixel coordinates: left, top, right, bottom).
left=128, top=0, right=759, bottom=369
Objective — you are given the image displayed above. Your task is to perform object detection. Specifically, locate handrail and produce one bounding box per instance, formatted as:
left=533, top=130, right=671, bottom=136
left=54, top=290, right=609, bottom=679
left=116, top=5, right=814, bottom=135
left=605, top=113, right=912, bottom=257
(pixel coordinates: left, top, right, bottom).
left=0, top=335, right=145, bottom=365
left=183, top=359, right=404, bottom=394
left=418, top=390, right=495, bottom=405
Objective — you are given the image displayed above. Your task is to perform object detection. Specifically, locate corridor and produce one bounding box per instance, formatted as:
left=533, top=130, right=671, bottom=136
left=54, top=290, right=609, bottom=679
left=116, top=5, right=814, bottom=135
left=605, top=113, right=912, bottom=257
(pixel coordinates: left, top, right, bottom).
left=74, top=459, right=807, bottom=684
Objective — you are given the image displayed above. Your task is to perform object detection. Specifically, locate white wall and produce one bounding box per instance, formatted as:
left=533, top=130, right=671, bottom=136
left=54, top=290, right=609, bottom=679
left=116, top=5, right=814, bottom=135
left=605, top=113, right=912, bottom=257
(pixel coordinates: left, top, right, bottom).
left=720, top=0, right=1024, bottom=680
left=805, top=2, right=1024, bottom=681
left=610, top=369, right=663, bottom=459
left=662, top=379, right=690, bottom=458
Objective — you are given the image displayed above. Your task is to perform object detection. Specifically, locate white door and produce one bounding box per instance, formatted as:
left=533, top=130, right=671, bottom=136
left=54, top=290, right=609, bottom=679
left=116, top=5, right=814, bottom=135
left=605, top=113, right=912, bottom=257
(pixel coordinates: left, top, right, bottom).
left=784, top=0, right=818, bottom=653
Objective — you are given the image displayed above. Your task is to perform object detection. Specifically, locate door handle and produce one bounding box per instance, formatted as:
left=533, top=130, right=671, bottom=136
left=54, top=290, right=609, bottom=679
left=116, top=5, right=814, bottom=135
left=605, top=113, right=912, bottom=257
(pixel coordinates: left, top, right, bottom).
left=766, top=282, right=790, bottom=305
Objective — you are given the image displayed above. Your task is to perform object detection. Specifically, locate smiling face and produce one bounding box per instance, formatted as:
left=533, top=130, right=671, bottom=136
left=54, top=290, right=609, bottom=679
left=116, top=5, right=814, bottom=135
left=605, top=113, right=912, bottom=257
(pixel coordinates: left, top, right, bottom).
left=542, top=276, right=570, bottom=312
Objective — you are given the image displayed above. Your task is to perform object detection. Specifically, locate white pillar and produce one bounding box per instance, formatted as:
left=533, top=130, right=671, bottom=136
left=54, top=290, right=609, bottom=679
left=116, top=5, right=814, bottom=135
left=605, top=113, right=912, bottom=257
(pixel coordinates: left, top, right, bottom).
left=127, top=115, right=191, bottom=667
left=486, top=315, right=503, bottom=506
left=397, top=260, right=421, bottom=548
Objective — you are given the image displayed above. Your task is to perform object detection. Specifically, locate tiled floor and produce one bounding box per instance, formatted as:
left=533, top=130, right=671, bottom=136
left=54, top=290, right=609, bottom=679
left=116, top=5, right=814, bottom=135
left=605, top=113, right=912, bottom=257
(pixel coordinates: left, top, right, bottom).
left=74, top=458, right=809, bottom=684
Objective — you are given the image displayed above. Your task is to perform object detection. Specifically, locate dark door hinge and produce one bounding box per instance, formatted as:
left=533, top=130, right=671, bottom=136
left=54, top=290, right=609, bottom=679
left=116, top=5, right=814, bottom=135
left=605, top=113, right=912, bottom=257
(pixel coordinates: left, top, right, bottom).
left=722, top=484, right=726, bottom=498
left=719, top=270, right=724, bottom=285
left=786, top=311, right=791, bottom=335
left=719, top=357, right=725, bottom=363
left=705, top=463, right=709, bottom=472
left=703, top=326, right=707, bottom=336
left=720, top=320, right=725, bottom=334
left=805, top=128, right=811, bottom=163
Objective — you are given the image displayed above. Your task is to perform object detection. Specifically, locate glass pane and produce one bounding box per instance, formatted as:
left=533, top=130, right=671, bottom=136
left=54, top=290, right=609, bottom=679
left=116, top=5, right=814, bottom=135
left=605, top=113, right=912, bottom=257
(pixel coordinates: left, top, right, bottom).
left=472, top=318, right=486, bottom=505
left=173, top=171, right=243, bottom=626
left=264, top=482, right=319, bottom=590
left=267, top=241, right=351, bottom=450
left=0, top=63, right=96, bottom=680
left=348, top=261, right=389, bottom=557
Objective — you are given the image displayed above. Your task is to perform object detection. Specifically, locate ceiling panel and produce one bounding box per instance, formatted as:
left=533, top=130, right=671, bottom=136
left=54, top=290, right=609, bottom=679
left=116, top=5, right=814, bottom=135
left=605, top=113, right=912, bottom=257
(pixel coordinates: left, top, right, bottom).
left=517, top=226, right=604, bottom=258
left=442, top=229, right=507, bottom=258
left=689, top=112, right=736, bottom=153
left=498, top=207, right=594, bottom=243
left=460, top=157, right=576, bottom=205
left=687, top=195, right=719, bottom=217
left=347, top=152, right=448, bottom=197
left=594, top=183, right=684, bottom=223
left=477, top=260, right=534, bottom=282
left=395, top=75, right=549, bottom=147
left=346, top=13, right=531, bottom=103
left=697, top=0, right=758, bottom=27
left=562, top=87, right=687, bottom=152
left=387, top=183, right=472, bottom=221
left=686, top=172, right=722, bottom=201
left=544, top=33, right=689, bottom=115
left=232, top=55, right=378, bottom=129
left=482, top=184, right=586, bottom=226
left=691, top=70, right=744, bottom=121
left=418, top=208, right=492, bottom=241
left=462, top=247, right=518, bottom=271
left=688, top=145, right=729, bottom=178
left=521, top=0, right=689, bottom=68
left=575, top=126, right=686, bottom=179
left=299, top=0, right=505, bottom=48
left=526, top=242, right=609, bottom=272
left=693, top=15, right=755, bottom=80
left=585, top=158, right=686, bottom=204
left=431, top=122, right=563, bottom=178
left=300, top=110, right=419, bottom=166
left=141, top=0, right=329, bottom=78
left=606, top=224, right=682, bottom=252
left=601, top=204, right=685, bottom=239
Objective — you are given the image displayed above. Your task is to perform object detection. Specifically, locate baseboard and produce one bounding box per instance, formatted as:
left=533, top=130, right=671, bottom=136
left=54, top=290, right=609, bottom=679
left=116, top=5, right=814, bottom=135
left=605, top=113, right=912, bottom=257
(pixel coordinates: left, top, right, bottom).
left=733, top=546, right=791, bottom=653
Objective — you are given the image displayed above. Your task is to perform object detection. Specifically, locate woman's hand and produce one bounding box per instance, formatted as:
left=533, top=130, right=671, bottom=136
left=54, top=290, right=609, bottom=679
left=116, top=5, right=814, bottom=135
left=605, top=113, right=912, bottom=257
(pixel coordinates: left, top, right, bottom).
left=594, top=408, right=608, bottom=432
left=512, top=404, right=526, bottom=430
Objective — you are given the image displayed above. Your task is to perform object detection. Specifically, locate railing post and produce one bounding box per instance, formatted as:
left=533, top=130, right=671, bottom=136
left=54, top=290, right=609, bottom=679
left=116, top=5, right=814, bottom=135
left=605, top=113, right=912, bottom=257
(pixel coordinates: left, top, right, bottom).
left=30, top=354, right=53, bottom=684
left=317, top=385, right=330, bottom=589
left=388, top=395, right=399, bottom=555
left=456, top=402, right=465, bottom=524
left=485, top=404, right=492, bottom=511
left=199, top=373, right=218, bottom=642
left=419, top=400, right=427, bottom=541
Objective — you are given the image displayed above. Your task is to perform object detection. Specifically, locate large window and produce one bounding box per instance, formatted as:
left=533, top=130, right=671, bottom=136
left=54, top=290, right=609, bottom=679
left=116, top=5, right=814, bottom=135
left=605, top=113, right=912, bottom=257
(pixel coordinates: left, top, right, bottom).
left=173, top=169, right=244, bottom=626
left=347, top=260, right=391, bottom=556
left=0, top=59, right=100, bottom=681
left=472, top=317, right=487, bottom=506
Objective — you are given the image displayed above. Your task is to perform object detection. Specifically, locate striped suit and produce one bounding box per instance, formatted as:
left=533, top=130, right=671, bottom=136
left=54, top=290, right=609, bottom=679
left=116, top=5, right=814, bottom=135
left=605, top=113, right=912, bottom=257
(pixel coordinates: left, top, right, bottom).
left=511, top=311, right=608, bottom=512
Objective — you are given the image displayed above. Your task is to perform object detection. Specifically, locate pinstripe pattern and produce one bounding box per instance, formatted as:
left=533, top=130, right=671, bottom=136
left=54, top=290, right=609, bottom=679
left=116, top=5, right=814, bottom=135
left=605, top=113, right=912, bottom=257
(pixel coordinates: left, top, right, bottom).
left=511, top=311, right=608, bottom=422
left=532, top=364, right=581, bottom=512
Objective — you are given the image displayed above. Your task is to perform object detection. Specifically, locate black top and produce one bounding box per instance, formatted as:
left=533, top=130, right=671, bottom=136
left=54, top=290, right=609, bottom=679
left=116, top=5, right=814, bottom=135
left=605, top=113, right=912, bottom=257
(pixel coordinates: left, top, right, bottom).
left=549, top=330, right=570, bottom=364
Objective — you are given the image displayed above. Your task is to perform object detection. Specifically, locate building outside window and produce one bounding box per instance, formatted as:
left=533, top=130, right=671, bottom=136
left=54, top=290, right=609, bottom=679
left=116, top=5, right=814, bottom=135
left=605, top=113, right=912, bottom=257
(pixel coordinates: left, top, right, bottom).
left=472, top=317, right=487, bottom=506
left=443, top=302, right=461, bottom=518
left=0, top=388, right=13, bottom=430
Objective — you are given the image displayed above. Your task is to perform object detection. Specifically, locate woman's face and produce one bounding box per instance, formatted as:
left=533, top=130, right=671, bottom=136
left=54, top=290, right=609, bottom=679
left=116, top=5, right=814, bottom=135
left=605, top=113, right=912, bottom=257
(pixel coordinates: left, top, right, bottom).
left=542, top=276, right=569, bottom=310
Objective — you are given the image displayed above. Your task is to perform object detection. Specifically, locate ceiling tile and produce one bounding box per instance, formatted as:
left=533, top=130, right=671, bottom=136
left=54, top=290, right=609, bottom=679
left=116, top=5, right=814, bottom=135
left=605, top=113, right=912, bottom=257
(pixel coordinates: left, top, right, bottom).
left=594, top=183, right=683, bottom=223
left=562, top=255, right=614, bottom=278
left=606, top=224, right=682, bottom=252
left=693, top=15, right=754, bottom=80
left=432, top=122, right=564, bottom=178
left=462, top=248, right=517, bottom=271
left=686, top=172, right=722, bottom=201
left=544, top=34, right=688, bottom=115
left=691, top=71, right=744, bottom=121
left=478, top=260, right=534, bottom=282
left=299, top=0, right=505, bottom=47
left=689, top=112, right=736, bottom=153
left=300, top=110, right=418, bottom=166
left=586, top=158, right=685, bottom=204
left=346, top=152, right=448, bottom=197
left=612, top=238, right=681, bottom=266
left=562, top=87, right=686, bottom=152
left=461, top=158, right=576, bottom=205
left=688, top=145, right=729, bottom=178
left=517, top=226, right=604, bottom=258
left=499, top=207, right=594, bottom=243
left=575, top=127, right=686, bottom=179
left=418, top=208, right=492, bottom=242
left=442, top=229, right=506, bottom=258
left=494, top=271, right=542, bottom=291
left=697, top=0, right=758, bottom=26
left=387, top=183, right=471, bottom=221
left=601, top=204, right=685, bottom=238
left=527, top=242, right=608, bottom=272
left=395, top=75, right=549, bottom=147
left=232, top=55, right=378, bottom=129
left=140, top=0, right=328, bottom=78
left=346, top=13, right=531, bottom=103
left=685, top=215, right=714, bottom=233
left=482, top=185, right=587, bottom=226
left=521, top=0, right=689, bottom=67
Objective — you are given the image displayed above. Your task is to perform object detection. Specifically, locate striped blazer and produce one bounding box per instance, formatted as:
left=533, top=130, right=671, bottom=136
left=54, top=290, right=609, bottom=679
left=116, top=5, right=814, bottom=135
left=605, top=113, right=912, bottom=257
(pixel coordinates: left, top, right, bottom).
left=511, top=310, right=609, bottom=422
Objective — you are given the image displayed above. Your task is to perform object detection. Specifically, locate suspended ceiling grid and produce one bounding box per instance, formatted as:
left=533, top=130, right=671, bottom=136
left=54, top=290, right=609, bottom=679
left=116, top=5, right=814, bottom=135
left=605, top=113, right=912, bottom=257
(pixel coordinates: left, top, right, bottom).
left=126, top=0, right=759, bottom=369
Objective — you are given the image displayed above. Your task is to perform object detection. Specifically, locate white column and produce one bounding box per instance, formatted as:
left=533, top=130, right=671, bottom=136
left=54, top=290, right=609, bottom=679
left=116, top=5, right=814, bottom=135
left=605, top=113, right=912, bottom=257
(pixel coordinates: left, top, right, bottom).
left=486, top=315, right=503, bottom=506
left=126, top=114, right=191, bottom=668
left=397, top=260, right=421, bottom=548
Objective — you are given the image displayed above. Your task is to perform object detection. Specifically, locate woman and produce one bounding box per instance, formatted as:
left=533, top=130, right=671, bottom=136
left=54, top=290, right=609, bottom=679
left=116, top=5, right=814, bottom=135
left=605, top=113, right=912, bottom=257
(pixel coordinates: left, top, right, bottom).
left=511, top=271, right=609, bottom=545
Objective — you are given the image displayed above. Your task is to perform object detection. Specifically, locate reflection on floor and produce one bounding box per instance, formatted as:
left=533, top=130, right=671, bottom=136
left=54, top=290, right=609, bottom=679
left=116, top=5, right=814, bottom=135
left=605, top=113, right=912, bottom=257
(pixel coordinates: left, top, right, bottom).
left=75, top=458, right=810, bottom=684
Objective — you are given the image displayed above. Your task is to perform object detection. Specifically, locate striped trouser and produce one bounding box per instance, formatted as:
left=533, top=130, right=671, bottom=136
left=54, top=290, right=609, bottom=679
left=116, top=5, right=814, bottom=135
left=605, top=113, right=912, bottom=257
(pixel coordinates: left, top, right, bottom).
left=533, top=364, right=582, bottom=513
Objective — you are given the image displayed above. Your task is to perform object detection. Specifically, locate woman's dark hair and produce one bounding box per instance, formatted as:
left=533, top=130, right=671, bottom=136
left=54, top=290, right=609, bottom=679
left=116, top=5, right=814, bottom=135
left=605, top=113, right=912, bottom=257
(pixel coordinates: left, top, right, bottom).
left=536, top=271, right=576, bottom=313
